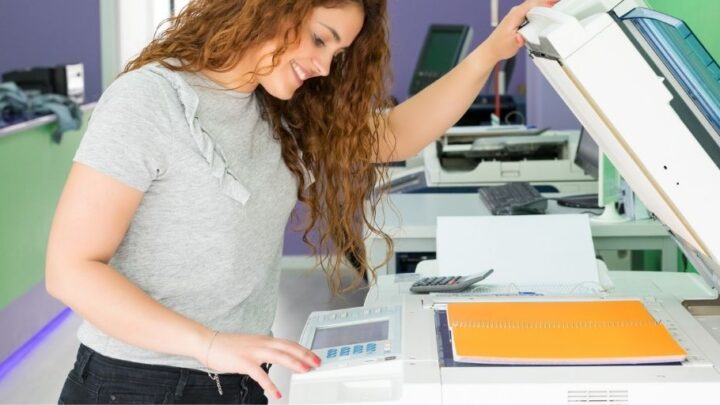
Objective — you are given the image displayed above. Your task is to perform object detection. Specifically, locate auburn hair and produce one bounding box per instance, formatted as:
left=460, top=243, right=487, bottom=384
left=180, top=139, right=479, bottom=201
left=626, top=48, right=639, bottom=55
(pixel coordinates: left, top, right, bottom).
left=124, top=0, right=394, bottom=294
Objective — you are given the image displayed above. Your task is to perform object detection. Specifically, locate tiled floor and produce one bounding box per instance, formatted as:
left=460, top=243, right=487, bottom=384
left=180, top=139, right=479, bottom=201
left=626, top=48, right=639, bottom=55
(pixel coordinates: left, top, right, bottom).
left=0, top=257, right=368, bottom=404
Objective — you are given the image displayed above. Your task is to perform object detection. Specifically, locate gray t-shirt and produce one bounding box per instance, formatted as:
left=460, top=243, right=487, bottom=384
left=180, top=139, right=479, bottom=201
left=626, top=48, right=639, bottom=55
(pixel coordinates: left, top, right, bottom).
left=74, top=63, right=298, bottom=370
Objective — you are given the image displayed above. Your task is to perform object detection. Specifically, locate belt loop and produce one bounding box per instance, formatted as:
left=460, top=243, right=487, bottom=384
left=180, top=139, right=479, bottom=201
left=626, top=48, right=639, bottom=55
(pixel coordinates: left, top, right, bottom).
left=174, top=369, right=190, bottom=398
left=240, top=375, right=249, bottom=402
left=75, top=345, right=94, bottom=383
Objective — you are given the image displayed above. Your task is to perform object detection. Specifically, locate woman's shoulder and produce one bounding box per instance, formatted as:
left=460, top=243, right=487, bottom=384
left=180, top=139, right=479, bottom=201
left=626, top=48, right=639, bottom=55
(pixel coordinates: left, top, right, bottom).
left=101, top=66, right=177, bottom=105
left=93, top=65, right=191, bottom=126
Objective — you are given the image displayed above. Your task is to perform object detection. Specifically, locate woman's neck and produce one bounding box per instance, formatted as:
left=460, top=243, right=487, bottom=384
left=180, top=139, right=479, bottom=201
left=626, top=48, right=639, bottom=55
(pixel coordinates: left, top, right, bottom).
left=200, top=52, right=261, bottom=92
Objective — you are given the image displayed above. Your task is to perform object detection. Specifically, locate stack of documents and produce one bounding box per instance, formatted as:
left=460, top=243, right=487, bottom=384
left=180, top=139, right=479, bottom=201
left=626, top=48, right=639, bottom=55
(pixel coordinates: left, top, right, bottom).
left=447, top=300, right=686, bottom=365
left=436, top=215, right=605, bottom=295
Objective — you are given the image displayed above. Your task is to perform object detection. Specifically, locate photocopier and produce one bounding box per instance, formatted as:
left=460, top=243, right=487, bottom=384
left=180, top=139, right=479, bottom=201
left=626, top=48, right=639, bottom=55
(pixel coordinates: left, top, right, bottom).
left=290, top=0, right=720, bottom=403
left=422, top=127, right=598, bottom=193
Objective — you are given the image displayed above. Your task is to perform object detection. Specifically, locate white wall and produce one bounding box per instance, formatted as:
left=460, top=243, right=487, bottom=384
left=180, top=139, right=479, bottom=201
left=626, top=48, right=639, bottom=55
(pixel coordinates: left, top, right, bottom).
left=118, top=1, right=171, bottom=69
left=101, top=0, right=177, bottom=88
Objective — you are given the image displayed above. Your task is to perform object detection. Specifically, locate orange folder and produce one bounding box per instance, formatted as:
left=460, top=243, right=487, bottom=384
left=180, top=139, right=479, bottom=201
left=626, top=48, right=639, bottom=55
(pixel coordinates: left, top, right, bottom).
left=447, top=300, right=686, bottom=365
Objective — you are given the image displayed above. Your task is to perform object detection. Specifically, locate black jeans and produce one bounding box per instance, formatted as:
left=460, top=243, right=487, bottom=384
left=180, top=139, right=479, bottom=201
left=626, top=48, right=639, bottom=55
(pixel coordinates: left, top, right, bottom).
left=59, top=345, right=270, bottom=404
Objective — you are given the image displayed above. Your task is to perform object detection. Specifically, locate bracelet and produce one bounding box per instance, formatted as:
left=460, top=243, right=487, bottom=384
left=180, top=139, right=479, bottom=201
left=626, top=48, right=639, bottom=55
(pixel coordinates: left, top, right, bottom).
left=205, top=330, right=220, bottom=370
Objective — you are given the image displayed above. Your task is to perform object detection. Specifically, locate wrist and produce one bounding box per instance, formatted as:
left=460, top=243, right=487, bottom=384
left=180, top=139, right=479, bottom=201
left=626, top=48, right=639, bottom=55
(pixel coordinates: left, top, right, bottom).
left=187, top=324, right=215, bottom=364
left=204, top=330, right=221, bottom=369
left=481, top=40, right=504, bottom=65
left=468, top=42, right=502, bottom=79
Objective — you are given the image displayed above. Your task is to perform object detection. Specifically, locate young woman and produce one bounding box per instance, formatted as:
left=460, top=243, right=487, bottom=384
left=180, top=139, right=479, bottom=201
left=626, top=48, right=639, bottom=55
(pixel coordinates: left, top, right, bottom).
left=46, top=0, right=555, bottom=403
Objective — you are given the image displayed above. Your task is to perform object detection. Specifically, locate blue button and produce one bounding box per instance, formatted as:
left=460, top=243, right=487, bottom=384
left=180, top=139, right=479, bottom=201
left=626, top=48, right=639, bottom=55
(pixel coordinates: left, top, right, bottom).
left=367, top=343, right=376, bottom=352
left=353, top=345, right=363, bottom=354
left=340, top=347, right=351, bottom=356
left=327, top=349, right=337, bottom=358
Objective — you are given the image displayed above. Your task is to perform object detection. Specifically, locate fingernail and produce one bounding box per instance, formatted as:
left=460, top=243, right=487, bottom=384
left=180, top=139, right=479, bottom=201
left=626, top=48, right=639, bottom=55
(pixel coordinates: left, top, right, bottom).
left=314, top=356, right=321, bottom=365
left=276, top=391, right=283, bottom=400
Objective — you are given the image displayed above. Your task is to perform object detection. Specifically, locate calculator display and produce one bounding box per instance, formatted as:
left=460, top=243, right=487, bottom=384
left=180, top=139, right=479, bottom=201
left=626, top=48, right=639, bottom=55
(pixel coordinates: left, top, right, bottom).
left=311, top=320, right=389, bottom=350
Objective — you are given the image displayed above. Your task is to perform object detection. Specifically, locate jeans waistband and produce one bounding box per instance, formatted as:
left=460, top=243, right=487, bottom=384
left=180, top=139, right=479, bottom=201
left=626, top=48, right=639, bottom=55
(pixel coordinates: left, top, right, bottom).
left=78, top=344, right=270, bottom=375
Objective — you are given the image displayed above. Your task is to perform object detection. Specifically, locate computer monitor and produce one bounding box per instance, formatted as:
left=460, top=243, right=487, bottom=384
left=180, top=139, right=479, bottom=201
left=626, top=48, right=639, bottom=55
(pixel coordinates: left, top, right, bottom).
left=408, top=24, right=473, bottom=96
left=574, top=127, right=599, bottom=179
left=557, top=128, right=601, bottom=209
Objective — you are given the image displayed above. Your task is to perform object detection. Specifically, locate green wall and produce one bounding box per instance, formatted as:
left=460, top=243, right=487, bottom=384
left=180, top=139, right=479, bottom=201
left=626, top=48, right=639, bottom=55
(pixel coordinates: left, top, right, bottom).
left=647, top=0, right=720, bottom=61
left=0, top=115, right=89, bottom=310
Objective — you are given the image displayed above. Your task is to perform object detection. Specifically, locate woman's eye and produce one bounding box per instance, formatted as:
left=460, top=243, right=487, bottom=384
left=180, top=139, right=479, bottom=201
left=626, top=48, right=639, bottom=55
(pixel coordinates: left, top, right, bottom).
left=312, top=34, right=326, bottom=48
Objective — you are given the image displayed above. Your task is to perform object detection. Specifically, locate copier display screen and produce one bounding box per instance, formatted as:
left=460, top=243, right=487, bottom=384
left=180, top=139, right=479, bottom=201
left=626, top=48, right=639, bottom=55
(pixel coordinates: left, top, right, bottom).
left=311, top=320, right=389, bottom=349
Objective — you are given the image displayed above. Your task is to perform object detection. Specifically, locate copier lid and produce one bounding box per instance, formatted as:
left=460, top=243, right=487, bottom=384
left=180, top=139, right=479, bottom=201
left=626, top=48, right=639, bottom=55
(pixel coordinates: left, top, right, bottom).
left=520, top=0, right=720, bottom=288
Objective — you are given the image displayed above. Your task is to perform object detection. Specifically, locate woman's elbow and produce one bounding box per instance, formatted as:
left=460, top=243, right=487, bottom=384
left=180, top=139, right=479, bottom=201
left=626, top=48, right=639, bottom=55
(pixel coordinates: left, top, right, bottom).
left=45, top=251, right=74, bottom=301
left=45, top=259, right=64, bottom=300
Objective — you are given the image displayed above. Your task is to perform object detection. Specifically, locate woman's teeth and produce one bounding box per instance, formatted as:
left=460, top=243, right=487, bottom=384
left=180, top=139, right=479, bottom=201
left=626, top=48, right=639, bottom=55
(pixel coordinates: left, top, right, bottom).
left=291, top=60, right=307, bottom=81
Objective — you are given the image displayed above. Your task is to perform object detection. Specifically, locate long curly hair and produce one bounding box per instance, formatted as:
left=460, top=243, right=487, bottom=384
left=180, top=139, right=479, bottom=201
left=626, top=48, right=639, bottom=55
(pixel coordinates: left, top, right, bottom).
left=124, top=0, right=394, bottom=294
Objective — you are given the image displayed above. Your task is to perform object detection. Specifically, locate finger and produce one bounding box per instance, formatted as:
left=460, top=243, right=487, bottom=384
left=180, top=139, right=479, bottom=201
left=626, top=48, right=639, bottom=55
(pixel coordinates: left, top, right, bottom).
left=509, top=0, right=554, bottom=30
left=246, top=366, right=281, bottom=401
left=504, top=4, right=533, bottom=28
left=271, top=339, right=321, bottom=367
left=518, top=0, right=554, bottom=15
left=257, top=347, right=311, bottom=373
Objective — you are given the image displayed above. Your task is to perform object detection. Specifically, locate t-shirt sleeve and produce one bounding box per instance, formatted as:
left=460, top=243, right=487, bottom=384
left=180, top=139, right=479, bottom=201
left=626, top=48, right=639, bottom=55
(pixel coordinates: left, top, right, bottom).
left=74, top=70, right=172, bottom=192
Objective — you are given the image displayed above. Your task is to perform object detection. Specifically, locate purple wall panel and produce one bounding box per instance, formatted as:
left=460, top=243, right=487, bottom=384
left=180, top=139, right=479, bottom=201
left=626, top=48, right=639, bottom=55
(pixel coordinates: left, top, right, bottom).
left=525, top=57, right=581, bottom=130
left=0, top=0, right=102, bottom=102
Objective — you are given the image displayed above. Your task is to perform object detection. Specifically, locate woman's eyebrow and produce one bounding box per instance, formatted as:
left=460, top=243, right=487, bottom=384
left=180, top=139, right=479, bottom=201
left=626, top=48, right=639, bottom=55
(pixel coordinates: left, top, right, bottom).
left=319, top=22, right=341, bottom=43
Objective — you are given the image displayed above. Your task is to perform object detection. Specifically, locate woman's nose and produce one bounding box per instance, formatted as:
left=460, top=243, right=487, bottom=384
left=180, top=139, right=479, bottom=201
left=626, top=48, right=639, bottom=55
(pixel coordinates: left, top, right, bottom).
left=312, top=54, right=332, bottom=77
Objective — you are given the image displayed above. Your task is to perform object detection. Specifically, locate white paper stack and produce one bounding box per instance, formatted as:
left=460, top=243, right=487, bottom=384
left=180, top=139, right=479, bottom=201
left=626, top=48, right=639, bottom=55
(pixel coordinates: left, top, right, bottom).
left=436, top=215, right=602, bottom=294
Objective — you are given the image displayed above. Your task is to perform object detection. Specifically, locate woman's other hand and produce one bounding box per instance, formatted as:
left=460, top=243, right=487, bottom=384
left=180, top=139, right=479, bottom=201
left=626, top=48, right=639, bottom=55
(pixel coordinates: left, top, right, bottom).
left=202, top=332, right=321, bottom=400
left=485, top=0, right=560, bottom=61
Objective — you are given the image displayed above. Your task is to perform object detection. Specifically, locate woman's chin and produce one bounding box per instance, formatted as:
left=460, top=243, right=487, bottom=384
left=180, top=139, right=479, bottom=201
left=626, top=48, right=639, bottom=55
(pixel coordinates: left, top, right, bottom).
left=262, top=81, right=299, bottom=101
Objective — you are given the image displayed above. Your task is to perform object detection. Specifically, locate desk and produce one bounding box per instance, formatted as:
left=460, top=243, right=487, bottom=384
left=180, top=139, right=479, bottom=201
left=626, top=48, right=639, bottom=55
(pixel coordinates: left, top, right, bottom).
left=366, top=193, right=679, bottom=274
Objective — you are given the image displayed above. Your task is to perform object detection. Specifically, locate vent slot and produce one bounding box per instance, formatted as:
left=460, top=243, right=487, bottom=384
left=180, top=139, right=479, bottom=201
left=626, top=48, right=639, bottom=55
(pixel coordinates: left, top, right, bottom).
left=567, top=390, right=629, bottom=404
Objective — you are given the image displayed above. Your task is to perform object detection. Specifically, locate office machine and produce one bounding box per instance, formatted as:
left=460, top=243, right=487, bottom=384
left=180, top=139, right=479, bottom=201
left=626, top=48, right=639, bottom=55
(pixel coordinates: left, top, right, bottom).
left=2, top=64, right=85, bottom=104
left=409, top=24, right=473, bottom=96
left=423, top=128, right=598, bottom=193
left=291, top=0, right=720, bottom=403
left=297, top=305, right=402, bottom=370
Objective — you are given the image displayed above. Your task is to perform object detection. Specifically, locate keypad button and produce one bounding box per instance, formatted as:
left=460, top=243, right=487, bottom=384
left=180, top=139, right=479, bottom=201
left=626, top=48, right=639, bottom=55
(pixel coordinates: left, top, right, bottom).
left=327, top=349, right=337, bottom=358
left=340, top=347, right=351, bottom=356
left=367, top=343, right=377, bottom=353
left=353, top=345, right=363, bottom=354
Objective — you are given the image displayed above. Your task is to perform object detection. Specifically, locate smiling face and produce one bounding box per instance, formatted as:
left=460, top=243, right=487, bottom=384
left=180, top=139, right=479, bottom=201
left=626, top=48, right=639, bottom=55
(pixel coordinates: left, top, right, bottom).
left=255, top=4, right=365, bottom=100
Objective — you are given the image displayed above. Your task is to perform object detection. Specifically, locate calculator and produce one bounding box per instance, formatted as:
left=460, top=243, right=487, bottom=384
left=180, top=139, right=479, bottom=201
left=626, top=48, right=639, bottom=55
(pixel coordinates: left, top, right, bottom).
left=409, top=269, right=494, bottom=293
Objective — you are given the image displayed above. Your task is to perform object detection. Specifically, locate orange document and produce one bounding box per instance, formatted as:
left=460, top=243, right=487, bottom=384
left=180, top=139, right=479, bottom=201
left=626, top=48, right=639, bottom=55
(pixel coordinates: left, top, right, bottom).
left=447, top=300, right=686, bottom=365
